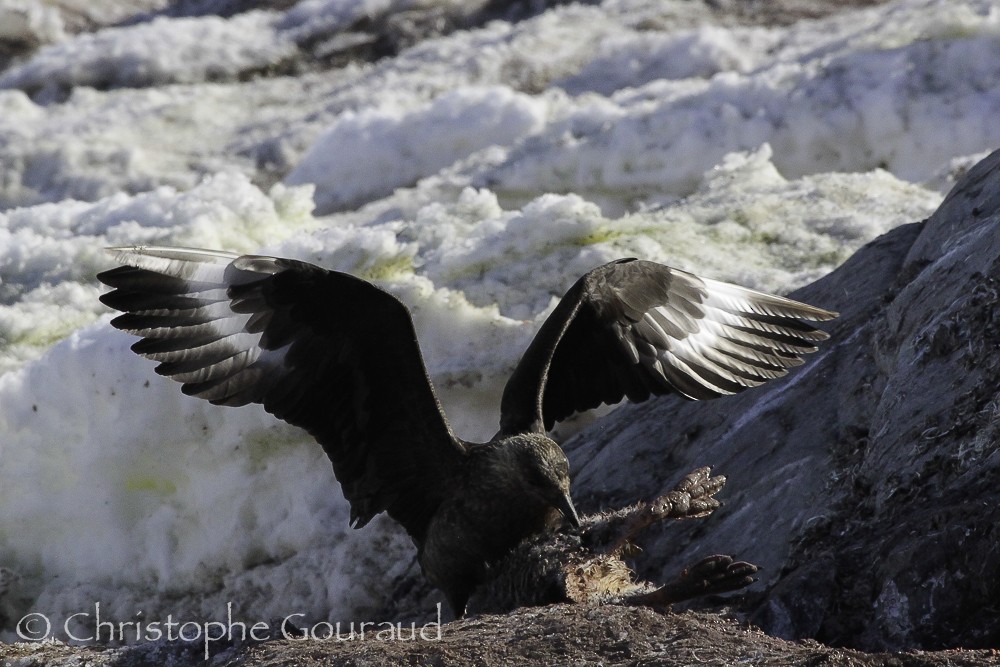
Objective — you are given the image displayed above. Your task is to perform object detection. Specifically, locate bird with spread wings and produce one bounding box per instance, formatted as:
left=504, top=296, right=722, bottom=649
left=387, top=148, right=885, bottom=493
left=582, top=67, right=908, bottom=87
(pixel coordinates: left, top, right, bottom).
left=98, top=247, right=836, bottom=617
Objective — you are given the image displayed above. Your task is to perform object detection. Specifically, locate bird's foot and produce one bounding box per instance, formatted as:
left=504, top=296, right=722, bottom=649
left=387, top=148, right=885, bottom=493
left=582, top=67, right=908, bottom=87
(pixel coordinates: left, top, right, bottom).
left=622, top=554, right=759, bottom=607
left=598, top=466, right=725, bottom=555
left=648, top=466, right=725, bottom=520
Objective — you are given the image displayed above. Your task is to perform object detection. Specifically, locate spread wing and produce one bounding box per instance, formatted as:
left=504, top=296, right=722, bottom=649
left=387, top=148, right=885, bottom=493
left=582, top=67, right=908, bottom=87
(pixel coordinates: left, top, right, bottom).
left=499, top=258, right=837, bottom=435
left=98, top=246, right=467, bottom=544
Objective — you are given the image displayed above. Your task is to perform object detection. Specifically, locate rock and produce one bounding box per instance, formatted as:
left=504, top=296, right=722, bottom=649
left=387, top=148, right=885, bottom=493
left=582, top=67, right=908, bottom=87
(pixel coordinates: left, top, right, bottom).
left=565, top=148, right=1000, bottom=651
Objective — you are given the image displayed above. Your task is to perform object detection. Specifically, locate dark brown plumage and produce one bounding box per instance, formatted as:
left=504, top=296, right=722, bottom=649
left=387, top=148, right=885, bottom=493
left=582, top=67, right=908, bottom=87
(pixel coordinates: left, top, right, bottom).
left=97, top=247, right=836, bottom=617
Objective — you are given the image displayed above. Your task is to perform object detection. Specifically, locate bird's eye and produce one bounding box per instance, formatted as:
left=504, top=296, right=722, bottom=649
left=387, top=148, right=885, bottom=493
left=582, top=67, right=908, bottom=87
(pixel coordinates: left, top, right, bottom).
left=527, top=464, right=552, bottom=489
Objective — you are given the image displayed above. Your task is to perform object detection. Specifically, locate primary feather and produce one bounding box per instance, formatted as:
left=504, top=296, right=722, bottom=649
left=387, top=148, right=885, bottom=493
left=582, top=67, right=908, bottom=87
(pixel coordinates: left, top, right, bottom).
left=498, top=258, right=836, bottom=434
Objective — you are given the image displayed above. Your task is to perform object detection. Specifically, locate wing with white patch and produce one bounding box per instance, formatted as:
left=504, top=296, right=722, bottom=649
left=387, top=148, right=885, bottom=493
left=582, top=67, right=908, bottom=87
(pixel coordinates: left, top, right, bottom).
left=98, top=246, right=466, bottom=543
left=499, top=258, right=837, bottom=435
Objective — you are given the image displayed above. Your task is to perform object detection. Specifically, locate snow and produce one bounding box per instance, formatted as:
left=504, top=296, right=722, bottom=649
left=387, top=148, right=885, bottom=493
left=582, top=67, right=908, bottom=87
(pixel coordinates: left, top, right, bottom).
left=0, top=0, right=995, bottom=638
left=0, top=11, right=296, bottom=96
left=0, top=1, right=65, bottom=45
left=286, top=86, right=549, bottom=213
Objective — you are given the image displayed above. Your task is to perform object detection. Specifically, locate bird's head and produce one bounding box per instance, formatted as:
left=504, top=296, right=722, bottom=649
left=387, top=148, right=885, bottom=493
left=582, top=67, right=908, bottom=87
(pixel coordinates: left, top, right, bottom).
left=506, top=434, right=580, bottom=529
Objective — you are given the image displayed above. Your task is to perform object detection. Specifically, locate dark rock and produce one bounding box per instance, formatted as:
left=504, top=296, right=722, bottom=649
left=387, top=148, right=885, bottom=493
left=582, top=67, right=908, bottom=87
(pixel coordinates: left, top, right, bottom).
left=565, top=147, right=1000, bottom=652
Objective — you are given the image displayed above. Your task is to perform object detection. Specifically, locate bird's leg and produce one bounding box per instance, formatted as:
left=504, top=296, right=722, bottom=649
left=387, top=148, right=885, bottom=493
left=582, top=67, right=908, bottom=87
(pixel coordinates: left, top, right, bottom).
left=582, top=467, right=726, bottom=555
left=622, top=555, right=759, bottom=607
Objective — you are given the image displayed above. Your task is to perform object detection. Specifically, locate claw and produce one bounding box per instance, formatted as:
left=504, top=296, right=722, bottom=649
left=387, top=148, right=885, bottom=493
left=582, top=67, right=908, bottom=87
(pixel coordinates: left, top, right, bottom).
left=623, top=554, right=759, bottom=607
left=600, top=467, right=727, bottom=554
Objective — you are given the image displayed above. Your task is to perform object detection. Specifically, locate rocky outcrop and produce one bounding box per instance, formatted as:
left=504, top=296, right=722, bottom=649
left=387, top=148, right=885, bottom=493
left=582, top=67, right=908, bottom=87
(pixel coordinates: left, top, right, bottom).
left=567, top=148, right=1000, bottom=652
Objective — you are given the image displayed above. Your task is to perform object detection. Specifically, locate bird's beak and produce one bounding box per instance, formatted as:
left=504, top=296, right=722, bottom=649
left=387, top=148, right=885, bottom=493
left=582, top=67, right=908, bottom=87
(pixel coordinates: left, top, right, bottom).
left=556, top=491, right=581, bottom=528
